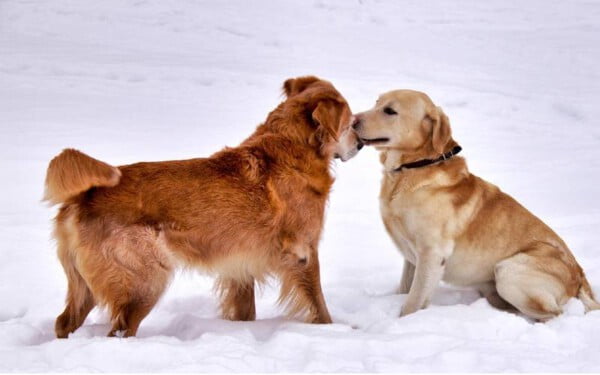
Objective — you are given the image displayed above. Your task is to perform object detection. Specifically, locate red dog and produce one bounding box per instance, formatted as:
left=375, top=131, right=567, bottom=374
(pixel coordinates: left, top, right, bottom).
left=45, top=76, right=362, bottom=338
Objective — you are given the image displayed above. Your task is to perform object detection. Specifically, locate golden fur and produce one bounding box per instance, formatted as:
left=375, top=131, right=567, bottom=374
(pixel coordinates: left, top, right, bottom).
left=46, top=76, right=360, bottom=338
left=353, top=89, right=599, bottom=320
left=44, top=149, right=121, bottom=205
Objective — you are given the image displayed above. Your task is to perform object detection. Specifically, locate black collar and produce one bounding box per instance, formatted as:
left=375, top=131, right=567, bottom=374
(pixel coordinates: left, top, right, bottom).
left=392, top=145, right=462, bottom=172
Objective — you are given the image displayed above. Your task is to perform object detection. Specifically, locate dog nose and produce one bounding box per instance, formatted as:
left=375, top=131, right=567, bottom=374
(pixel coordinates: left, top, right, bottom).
left=352, top=117, right=361, bottom=131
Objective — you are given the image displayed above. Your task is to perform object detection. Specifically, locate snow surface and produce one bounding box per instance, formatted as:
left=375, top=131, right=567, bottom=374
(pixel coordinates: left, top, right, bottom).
left=2, top=0, right=600, bottom=372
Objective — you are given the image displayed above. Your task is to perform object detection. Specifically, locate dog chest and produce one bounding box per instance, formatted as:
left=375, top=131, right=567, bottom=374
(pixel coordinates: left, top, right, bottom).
left=380, top=208, right=418, bottom=264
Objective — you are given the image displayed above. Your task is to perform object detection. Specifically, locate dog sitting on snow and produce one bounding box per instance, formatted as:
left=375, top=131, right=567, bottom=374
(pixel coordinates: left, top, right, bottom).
left=352, top=89, right=599, bottom=320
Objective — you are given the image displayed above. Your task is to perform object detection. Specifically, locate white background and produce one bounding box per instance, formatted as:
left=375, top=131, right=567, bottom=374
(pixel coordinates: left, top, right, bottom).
left=1, top=0, right=600, bottom=371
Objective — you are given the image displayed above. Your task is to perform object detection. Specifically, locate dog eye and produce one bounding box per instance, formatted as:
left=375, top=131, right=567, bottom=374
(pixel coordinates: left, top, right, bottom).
left=383, top=107, right=397, bottom=115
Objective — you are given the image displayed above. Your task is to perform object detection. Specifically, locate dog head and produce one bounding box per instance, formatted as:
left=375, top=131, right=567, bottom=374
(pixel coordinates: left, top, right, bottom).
left=352, top=90, right=454, bottom=157
left=281, top=76, right=363, bottom=161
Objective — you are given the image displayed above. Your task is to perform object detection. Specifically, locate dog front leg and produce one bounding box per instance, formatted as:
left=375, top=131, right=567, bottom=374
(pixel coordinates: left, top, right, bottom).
left=278, top=242, right=332, bottom=324
left=398, top=259, right=415, bottom=294
left=302, top=253, right=332, bottom=324
left=400, top=250, right=447, bottom=316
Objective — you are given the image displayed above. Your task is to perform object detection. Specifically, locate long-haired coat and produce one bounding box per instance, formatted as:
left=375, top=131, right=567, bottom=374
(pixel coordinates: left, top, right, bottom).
left=45, top=76, right=362, bottom=338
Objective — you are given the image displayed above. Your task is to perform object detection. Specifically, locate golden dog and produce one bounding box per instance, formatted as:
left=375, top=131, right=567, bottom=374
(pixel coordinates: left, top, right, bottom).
left=353, top=89, right=599, bottom=320
left=45, top=76, right=362, bottom=338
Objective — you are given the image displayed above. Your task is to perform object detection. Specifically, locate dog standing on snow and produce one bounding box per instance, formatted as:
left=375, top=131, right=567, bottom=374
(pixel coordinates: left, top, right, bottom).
left=44, top=76, right=362, bottom=338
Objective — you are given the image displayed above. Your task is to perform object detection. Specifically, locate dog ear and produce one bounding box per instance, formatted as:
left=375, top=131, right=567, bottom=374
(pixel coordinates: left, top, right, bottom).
left=283, top=76, right=321, bottom=97
left=312, top=100, right=342, bottom=142
left=426, top=106, right=452, bottom=154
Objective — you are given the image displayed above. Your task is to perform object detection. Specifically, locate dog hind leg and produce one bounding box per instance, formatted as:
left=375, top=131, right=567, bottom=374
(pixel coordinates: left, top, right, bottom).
left=104, top=264, right=170, bottom=338
left=97, top=229, right=173, bottom=337
left=477, top=281, right=516, bottom=312
left=55, top=239, right=96, bottom=338
left=494, top=243, right=576, bottom=321
left=108, top=298, right=159, bottom=338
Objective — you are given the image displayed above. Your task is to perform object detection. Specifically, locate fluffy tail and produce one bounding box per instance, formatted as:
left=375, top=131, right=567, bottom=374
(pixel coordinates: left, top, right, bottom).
left=44, top=148, right=121, bottom=205
left=578, top=275, right=600, bottom=312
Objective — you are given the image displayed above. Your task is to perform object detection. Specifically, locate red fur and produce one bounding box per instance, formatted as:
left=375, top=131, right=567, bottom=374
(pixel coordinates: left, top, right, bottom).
left=47, top=76, right=351, bottom=338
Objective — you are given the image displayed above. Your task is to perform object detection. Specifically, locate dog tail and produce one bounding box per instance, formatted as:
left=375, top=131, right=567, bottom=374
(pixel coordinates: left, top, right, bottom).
left=44, top=148, right=121, bottom=205
left=578, top=275, right=600, bottom=312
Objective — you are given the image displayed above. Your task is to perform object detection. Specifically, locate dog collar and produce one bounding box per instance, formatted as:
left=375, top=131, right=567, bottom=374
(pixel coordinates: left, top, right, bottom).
left=392, top=145, right=462, bottom=173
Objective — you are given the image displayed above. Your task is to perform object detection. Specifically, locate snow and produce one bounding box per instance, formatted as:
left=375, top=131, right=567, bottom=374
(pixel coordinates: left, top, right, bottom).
left=1, top=0, right=600, bottom=372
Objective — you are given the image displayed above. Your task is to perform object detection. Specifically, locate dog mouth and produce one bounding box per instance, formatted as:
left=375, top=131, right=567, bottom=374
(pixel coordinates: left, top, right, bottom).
left=334, top=141, right=363, bottom=162
left=360, top=137, right=390, bottom=146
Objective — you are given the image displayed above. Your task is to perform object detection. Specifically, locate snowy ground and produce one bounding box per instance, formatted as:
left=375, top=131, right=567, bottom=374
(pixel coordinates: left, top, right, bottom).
left=2, top=0, right=600, bottom=372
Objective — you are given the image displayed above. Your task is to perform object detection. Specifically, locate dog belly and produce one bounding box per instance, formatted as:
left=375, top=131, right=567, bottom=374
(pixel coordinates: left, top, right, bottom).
left=443, top=249, right=496, bottom=286
left=163, top=228, right=276, bottom=281
left=204, top=247, right=273, bottom=282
